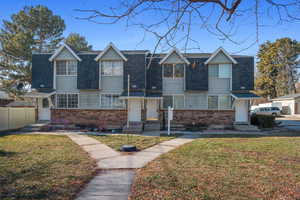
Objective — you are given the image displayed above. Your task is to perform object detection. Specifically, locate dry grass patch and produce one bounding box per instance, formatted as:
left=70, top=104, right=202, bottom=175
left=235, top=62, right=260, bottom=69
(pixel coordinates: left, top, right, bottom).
left=90, top=134, right=175, bottom=151
left=130, top=137, right=300, bottom=200
left=0, top=134, right=97, bottom=200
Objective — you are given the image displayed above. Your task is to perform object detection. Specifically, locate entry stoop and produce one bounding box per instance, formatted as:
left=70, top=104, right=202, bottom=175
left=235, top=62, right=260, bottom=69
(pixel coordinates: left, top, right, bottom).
left=21, top=121, right=50, bottom=132
left=144, top=120, right=161, bottom=131
left=234, top=124, right=260, bottom=132
left=123, top=121, right=143, bottom=134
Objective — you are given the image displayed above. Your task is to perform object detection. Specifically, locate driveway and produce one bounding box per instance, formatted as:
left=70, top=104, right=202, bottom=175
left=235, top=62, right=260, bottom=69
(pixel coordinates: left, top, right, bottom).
left=276, top=116, right=300, bottom=131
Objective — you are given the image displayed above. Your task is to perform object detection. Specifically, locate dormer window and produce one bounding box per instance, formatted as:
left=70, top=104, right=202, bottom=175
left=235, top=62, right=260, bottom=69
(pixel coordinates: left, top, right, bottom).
left=101, top=61, right=123, bottom=76
left=208, top=64, right=231, bottom=79
left=56, top=60, right=77, bottom=76
left=163, top=64, right=184, bottom=78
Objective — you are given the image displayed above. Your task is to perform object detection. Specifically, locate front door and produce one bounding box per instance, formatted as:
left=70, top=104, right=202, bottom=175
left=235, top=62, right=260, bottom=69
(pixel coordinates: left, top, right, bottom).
left=128, top=99, right=141, bottom=121
left=38, top=98, right=50, bottom=121
left=146, top=99, right=159, bottom=120
left=235, top=99, right=248, bottom=123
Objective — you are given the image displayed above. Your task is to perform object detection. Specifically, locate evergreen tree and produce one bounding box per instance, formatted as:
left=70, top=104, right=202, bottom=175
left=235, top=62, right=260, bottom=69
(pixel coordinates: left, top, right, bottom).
left=65, top=33, right=92, bottom=51
left=0, top=5, right=65, bottom=97
left=255, top=38, right=300, bottom=99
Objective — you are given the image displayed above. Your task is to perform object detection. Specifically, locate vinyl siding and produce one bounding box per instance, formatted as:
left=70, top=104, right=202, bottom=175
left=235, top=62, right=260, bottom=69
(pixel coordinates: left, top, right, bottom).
left=101, top=48, right=123, bottom=60
left=185, top=92, right=207, bottom=109
left=163, top=52, right=185, bottom=63
left=79, top=91, right=100, bottom=108
left=55, top=49, right=77, bottom=60
left=101, top=76, right=123, bottom=93
left=56, top=76, right=78, bottom=92
left=208, top=77, right=231, bottom=93
left=209, top=51, right=232, bottom=64
left=163, top=78, right=184, bottom=95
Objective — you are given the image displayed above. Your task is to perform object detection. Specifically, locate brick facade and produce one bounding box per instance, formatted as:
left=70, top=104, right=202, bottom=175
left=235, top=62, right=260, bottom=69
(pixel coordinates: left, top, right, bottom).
left=160, top=110, right=235, bottom=126
left=51, top=109, right=235, bottom=129
left=51, top=109, right=127, bottom=129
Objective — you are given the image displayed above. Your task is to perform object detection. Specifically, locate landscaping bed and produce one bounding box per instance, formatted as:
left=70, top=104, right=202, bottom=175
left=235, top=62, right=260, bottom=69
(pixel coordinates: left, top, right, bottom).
left=130, top=137, right=300, bottom=200
left=90, top=134, right=175, bottom=151
left=0, top=134, right=97, bottom=200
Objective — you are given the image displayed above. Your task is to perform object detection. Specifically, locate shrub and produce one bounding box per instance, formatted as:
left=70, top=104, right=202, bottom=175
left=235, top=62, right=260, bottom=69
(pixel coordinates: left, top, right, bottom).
left=251, top=114, right=276, bottom=128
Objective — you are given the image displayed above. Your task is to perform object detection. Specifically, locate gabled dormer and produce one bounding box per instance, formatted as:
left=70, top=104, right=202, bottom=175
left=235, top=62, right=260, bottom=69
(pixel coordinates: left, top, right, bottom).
left=160, top=48, right=189, bottom=109
left=95, top=42, right=126, bottom=92
left=50, top=44, right=81, bottom=90
left=205, top=47, right=237, bottom=65
left=206, top=47, right=237, bottom=93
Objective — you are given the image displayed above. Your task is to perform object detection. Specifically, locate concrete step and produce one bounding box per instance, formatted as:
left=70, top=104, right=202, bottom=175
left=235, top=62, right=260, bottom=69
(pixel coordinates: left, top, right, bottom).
left=21, top=121, right=50, bottom=132
left=234, top=124, right=260, bottom=132
left=144, top=120, right=161, bottom=131
left=123, top=121, right=143, bottom=134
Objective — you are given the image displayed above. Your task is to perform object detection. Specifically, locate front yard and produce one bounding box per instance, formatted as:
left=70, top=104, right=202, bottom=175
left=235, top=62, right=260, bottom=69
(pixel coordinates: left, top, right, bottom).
left=130, top=137, right=300, bottom=200
left=0, top=134, right=97, bottom=200
left=90, top=134, right=175, bottom=151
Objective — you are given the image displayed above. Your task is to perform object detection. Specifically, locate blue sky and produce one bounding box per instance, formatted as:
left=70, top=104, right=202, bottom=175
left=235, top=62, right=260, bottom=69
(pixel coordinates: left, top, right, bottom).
left=1, top=0, right=300, bottom=56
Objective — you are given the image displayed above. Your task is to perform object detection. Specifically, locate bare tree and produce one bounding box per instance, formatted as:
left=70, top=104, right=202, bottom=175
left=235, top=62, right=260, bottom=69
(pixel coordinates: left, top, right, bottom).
left=75, top=0, right=300, bottom=53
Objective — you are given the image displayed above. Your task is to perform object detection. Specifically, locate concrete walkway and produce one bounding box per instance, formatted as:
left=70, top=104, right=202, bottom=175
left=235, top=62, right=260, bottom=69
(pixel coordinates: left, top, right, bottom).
left=67, top=134, right=194, bottom=200
left=98, top=138, right=194, bottom=169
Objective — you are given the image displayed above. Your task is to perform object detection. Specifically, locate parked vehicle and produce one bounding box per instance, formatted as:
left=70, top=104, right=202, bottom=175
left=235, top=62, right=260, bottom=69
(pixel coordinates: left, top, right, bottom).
left=251, top=107, right=281, bottom=116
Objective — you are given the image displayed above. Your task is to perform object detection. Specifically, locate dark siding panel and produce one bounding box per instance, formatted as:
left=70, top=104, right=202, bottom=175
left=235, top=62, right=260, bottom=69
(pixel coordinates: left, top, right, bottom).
left=232, top=57, right=254, bottom=91
left=123, top=54, right=146, bottom=90
left=185, top=58, right=208, bottom=91
left=77, top=54, right=99, bottom=89
left=146, top=57, right=162, bottom=91
left=32, top=54, right=53, bottom=89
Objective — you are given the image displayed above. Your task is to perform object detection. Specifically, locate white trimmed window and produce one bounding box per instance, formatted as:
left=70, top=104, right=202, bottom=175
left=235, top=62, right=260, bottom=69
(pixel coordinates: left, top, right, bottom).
left=163, top=95, right=184, bottom=109
left=56, top=93, right=79, bottom=108
left=100, top=94, right=124, bottom=108
left=208, top=95, right=231, bottom=110
left=101, top=61, right=123, bottom=76
left=208, top=96, right=218, bottom=109
left=163, top=64, right=184, bottom=78
left=209, top=64, right=231, bottom=78
left=56, top=60, right=77, bottom=76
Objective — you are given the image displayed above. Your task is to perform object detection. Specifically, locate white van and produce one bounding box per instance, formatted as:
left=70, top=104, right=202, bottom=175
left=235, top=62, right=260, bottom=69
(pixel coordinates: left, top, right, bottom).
left=251, top=107, right=281, bottom=116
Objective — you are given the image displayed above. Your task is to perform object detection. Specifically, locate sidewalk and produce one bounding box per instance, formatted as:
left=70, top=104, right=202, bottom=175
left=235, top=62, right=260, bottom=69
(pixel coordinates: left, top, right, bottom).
left=67, top=134, right=194, bottom=200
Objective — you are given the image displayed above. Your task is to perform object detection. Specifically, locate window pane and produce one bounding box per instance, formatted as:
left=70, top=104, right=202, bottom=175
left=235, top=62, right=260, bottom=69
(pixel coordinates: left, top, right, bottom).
left=101, top=94, right=111, bottom=108
left=174, top=64, right=184, bottom=78
left=208, top=64, right=219, bottom=77
left=102, top=61, right=113, bottom=75
left=208, top=96, right=218, bottom=109
left=219, top=95, right=231, bottom=109
left=174, top=96, right=184, bottom=109
left=67, top=94, right=78, bottom=108
left=112, top=61, right=123, bottom=76
left=164, top=64, right=173, bottom=78
left=219, top=64, right=231, bottom=78
left=42, top=98, right=49, bottom=108
left=163, top=96, right=173, bottom=109
left=56, top=61, right=67, bottom=75
left=112, top=95, right=123, bottom=108
left=57, top=94, right=67, bottom=108
left=68, top=61, right=77, bottom=75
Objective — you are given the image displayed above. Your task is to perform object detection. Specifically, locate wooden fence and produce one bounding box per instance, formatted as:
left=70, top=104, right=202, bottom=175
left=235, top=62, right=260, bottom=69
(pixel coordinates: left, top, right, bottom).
left=0, top=107, right=36, bottom=131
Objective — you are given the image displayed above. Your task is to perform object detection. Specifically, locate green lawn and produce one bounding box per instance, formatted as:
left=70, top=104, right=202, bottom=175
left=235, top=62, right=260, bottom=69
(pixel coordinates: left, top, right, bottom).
left=90, top=134, right=175, bottom=151
left=0, top=134, right=97, bottom=200
left=130, top=137, right=300, bottom=200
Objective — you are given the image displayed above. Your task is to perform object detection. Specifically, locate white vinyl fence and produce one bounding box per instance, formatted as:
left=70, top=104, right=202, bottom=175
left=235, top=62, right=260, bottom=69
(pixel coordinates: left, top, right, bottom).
left=0, top=107, right=36, bottom=131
